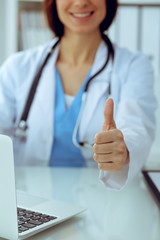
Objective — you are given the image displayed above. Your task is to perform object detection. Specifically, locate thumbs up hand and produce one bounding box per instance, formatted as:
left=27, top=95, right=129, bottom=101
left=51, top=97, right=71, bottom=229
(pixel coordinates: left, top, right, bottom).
left=93, top=98, right=129, bottom=172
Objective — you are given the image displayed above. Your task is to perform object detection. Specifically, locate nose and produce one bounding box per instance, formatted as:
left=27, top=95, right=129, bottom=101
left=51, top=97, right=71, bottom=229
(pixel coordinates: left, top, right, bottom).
left=73, top=0, right=90, bottom=8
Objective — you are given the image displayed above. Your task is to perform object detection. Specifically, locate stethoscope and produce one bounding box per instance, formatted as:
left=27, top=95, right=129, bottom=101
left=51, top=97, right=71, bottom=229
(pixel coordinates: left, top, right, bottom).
left=14, top=34, right=114, bottom=149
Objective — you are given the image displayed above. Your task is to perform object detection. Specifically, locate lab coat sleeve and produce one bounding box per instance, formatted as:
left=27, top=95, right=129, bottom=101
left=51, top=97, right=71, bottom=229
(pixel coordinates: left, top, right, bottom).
left=99, top=53, right=157, bottom=190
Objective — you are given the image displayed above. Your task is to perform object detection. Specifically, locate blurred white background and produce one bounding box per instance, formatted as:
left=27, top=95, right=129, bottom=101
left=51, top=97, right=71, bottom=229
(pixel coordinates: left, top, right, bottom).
left=0, top=0, right=159, bottom=164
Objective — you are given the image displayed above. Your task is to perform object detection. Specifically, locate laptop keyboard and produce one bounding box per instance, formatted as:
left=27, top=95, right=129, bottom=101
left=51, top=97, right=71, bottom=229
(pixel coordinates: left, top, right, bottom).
left=17, top=207, right=57, bottom=233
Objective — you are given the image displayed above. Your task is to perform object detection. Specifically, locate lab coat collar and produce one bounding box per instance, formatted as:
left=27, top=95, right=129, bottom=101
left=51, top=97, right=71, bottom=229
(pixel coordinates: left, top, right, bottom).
left=79, top=41, right=113, bottom=142
left=37, top=40, right=59, bottom=107
left=90, top=40, right=112, bottom=79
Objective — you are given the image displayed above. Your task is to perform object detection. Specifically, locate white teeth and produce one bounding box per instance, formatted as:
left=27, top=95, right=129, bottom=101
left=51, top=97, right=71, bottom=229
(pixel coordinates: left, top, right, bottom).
left=73, top=13, right=91, bottom=18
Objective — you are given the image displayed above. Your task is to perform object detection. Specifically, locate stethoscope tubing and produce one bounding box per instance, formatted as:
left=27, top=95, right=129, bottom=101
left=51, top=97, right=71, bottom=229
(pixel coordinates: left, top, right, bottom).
left=14, top=34, right=114, bottom=144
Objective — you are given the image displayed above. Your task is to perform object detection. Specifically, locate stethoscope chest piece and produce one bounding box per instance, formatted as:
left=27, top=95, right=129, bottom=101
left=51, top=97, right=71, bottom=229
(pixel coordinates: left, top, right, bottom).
left=14, top=120, right=28, bottom=142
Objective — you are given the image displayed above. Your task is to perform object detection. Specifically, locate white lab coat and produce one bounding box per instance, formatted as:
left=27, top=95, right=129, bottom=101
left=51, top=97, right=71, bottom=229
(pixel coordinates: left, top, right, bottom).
left=0, top=38, right=157, bottom=190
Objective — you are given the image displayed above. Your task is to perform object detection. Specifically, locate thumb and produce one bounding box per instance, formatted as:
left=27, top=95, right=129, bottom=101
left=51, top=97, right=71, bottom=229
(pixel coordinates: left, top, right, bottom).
left=102, top=98, right=116, bottom=131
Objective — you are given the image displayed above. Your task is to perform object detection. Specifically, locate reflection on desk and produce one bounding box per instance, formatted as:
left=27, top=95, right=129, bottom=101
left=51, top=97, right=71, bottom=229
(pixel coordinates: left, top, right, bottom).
left=11, top=167, right=160, bottom=240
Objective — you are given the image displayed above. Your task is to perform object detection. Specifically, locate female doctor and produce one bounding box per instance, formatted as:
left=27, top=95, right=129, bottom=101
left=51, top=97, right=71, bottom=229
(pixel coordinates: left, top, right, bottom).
left=0, top=0, right=157, bottom=190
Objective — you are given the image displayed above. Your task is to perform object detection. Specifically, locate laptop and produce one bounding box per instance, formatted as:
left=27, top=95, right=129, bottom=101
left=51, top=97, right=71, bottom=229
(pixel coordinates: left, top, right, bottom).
left=0, top=134, right=85, bottom=240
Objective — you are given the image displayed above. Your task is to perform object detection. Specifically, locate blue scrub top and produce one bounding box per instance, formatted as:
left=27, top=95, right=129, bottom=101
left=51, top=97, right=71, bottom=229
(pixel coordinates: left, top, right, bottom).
left=49, top=68, right=91, bottom=167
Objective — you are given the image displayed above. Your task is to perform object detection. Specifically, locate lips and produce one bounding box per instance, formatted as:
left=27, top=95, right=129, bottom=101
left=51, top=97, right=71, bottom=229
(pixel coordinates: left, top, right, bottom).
left=71, top=11, right=94, bottom=18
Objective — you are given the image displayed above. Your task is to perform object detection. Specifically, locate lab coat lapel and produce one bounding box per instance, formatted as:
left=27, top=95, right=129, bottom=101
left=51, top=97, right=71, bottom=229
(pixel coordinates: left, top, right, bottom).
left=79, top=74, right=111, bottom=141
left=34, top=44, right=59, bottom=136
left=79, top=41, right=113, bottom=140
left=91, top=41, right=112, bottom=76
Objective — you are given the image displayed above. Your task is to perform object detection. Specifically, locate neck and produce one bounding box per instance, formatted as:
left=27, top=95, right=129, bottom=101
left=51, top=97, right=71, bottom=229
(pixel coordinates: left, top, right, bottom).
left=58, top=31, right=102, bottom=66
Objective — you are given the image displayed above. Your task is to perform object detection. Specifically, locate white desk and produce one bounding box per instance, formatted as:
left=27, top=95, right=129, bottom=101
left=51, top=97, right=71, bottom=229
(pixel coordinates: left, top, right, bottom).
left=12, top=167, right=160, bottom=240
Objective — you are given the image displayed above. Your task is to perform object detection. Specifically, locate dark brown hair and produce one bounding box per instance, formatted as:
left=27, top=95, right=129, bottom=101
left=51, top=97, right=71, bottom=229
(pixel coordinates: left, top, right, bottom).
left=43, top=0, right=118, bottom=38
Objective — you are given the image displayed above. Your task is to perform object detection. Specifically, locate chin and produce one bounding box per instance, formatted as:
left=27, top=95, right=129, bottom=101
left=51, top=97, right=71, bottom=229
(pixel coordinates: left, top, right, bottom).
left=71, top=28, right=99, bottom=36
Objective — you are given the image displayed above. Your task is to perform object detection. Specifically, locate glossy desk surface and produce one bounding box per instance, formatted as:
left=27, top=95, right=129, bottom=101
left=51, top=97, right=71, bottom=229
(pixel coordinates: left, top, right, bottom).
left=7, top=165, right=160, bottom=239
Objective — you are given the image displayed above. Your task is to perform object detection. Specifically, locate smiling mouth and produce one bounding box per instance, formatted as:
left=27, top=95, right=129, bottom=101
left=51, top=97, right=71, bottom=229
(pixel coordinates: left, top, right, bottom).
left=71, top=11, right=94, bottom=18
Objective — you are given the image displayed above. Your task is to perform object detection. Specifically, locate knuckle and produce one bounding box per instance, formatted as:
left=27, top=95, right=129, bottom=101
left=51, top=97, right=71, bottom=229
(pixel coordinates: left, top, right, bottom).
left=119, top=155, right=124, bottom=163
left=94, top=133, right=99, bottom=143
left=117, top=165, right=123, bottom=171
left=98, top=163, right=103, bottom=170
left=117, top=143, right=125, bottom=154
left=116, top=160, right=123, bottom=169
left=122, top=144, right=126, bottom=153
left=93, top=153, right=98, bottom=161
left=112, top=164, right=122, bottom=172
left=117, top=130, right=123, bottom=140
left=94, top=133, right=103, bottom=143
left=115, top=154, right=123, bottom=164
left=93, top=144, right=99, bottom=153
